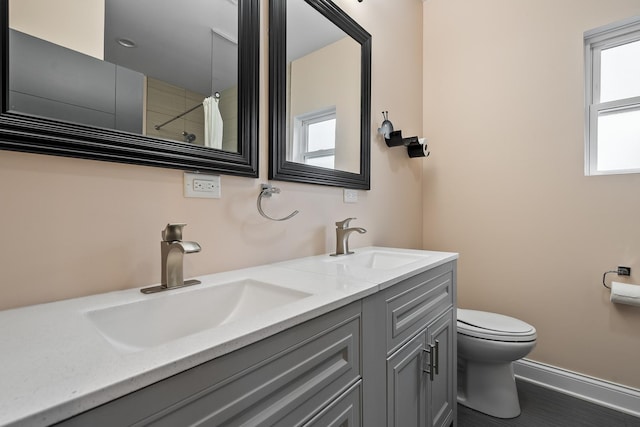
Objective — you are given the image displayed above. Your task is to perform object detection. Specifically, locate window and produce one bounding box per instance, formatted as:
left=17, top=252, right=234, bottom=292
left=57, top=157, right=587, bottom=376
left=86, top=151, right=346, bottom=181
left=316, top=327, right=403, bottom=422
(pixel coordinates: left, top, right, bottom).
left=585, top=17, right=640, bottom=175
left=292, top=107, right=336, bottom=169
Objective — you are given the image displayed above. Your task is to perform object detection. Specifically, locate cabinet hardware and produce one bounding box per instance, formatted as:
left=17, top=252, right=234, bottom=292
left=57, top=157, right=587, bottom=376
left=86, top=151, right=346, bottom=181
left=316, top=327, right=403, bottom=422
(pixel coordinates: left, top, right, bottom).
left=422, top=345, right=435, bottom=381
left=434, top=340, right=440, bottom=375
left=422, top=340, right=440, bottom=382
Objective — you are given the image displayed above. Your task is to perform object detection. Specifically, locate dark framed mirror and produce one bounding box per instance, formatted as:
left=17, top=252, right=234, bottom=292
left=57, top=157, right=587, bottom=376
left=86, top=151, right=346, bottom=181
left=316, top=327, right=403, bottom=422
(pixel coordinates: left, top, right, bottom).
left=269, top=0, right=371, bottom=189
left=0, top=0, right=259, bottom=177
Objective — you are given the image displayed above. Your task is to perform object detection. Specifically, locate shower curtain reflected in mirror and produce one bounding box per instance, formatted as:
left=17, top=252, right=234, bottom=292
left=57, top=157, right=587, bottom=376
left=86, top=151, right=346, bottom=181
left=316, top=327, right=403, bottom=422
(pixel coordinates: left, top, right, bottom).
left=203, top=95, right=223, bottom=149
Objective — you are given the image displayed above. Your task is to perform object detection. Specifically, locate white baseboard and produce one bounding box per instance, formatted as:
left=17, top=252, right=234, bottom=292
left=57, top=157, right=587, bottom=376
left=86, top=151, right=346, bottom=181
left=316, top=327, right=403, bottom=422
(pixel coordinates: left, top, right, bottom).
left=513, top=359, right=640, bottom=419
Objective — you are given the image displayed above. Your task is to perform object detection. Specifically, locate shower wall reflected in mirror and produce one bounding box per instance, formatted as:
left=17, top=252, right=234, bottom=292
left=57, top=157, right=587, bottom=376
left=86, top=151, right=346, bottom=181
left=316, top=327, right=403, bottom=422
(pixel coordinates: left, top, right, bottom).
left=145, top=78, right=238, bottom=150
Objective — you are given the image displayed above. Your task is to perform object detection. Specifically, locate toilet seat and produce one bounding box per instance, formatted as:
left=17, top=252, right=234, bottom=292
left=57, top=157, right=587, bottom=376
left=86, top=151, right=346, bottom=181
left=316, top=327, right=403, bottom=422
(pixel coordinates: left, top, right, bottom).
left=457, top=309, right=536, bottom=342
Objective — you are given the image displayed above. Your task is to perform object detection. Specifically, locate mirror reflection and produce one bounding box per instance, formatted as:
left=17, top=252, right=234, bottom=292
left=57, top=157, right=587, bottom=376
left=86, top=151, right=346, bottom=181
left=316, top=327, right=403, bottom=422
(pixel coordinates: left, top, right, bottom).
left=8, top=0, right=239, bottom=152
left=286, top=0, right=361, bottom=174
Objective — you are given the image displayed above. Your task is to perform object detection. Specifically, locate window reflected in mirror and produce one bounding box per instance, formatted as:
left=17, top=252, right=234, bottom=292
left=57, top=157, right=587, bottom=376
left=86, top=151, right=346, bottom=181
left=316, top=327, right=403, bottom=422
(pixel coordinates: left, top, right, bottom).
left=292, top=107, right=337, bottom=168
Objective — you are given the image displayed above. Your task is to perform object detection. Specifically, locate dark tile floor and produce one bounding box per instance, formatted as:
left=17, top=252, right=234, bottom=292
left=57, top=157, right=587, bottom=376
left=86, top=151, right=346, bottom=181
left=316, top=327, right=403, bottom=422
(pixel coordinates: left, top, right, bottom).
left=458, top=380, right=640, bottom=427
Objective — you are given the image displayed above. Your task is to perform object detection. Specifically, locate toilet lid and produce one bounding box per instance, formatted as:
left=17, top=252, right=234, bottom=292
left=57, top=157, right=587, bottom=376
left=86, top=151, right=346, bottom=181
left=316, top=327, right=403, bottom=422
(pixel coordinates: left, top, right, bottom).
left=457, top=308, right=537, bottom=342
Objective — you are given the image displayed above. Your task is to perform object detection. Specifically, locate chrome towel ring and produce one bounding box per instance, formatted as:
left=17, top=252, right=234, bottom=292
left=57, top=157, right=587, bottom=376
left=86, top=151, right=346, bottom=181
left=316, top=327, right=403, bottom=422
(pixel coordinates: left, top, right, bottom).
left=257, top=184, right=299, bottom=221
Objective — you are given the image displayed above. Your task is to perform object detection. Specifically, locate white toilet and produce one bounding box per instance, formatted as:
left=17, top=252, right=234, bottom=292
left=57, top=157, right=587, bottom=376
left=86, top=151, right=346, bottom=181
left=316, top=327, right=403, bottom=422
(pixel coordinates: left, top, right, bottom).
left=457, top=308, right=537, bottom=419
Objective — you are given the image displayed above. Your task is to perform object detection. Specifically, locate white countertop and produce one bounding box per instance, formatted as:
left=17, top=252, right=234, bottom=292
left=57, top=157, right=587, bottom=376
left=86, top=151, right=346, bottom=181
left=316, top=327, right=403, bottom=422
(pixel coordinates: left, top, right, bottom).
left=0, top=247, right=457, bottom=427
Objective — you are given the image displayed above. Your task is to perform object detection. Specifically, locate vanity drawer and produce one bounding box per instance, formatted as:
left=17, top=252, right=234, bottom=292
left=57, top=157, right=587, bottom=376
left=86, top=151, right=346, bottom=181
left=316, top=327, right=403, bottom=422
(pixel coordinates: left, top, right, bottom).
left=385, top=263, right=454, bottom=354
left=58, top=302, right=361, bottom=427
left=303, top=380, right=362, bottom=427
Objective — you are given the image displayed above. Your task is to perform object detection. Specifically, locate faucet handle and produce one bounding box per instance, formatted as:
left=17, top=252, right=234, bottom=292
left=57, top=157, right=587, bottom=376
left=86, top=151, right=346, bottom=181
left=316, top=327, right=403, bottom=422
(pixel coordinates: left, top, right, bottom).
left=162, top=223, right=187, bottom=242
left=335, top=217, right=357, bottom=229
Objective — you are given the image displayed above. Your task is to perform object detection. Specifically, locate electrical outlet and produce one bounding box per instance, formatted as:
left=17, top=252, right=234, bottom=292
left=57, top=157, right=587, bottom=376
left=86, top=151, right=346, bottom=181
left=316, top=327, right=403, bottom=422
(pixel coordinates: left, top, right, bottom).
left=193, top=179, right=217, bottom=192
left=617, top=266, right=631, bottom=276
left=344, top=189, right=358, bottom=203
left=184, top=172, right=221, bottom=199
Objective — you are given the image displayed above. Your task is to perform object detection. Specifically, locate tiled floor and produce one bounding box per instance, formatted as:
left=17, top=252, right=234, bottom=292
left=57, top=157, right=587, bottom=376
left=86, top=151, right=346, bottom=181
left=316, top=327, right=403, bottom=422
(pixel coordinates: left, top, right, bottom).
left=458, top=380, right=640, bottom=426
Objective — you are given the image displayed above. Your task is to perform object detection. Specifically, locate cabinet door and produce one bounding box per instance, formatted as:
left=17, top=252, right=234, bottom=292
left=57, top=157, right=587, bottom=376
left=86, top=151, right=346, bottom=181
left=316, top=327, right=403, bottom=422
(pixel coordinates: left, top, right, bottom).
left=426, top=309, right=455, bottom=427
left=386, top=332, right=427, bottom=427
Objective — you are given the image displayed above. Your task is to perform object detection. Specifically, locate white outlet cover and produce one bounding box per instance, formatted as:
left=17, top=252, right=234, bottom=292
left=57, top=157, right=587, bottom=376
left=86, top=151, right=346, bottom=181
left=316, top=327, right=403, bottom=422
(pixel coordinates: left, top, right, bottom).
left=343, top=189, right=358, bottom=203
left=184, top=172, right=221, bottom=199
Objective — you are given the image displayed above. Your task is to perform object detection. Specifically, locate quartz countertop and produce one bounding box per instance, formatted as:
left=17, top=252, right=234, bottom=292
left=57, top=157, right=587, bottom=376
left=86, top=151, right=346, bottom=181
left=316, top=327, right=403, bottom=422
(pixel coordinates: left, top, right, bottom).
left=0, top=247, right=457, bottom=427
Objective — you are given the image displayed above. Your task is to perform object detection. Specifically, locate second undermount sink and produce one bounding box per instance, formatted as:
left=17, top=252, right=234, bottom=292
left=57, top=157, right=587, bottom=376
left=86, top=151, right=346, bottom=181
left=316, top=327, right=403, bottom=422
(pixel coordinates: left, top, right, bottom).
left=327, top=250, right=430, bottom=270
left=85, top=280, right=311, bottom=352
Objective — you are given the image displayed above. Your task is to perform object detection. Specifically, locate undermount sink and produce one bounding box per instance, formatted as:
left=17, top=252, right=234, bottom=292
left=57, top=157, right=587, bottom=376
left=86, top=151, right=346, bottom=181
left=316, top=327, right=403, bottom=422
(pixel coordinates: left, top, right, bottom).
left=85, top=280, right=311, bottom=352
left=326, top=250, right=430, bottom=270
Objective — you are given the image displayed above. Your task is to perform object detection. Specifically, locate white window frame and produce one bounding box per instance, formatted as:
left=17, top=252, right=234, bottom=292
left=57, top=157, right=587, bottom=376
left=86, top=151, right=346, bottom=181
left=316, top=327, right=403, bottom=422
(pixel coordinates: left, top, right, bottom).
left=291, top=106, right=337, bottom=167
left=584, top=16, right=640, bottom=176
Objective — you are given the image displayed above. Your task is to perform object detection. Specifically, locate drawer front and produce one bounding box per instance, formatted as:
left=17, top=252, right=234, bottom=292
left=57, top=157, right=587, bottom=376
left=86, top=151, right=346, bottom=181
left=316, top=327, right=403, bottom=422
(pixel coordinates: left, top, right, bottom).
left=386, top=263, right=453, bottom=354
left=160, top=315, right=361, bottom=427
left=303, top=380, right=362, bottom=427
left=58, top=303, right=361, bottom=427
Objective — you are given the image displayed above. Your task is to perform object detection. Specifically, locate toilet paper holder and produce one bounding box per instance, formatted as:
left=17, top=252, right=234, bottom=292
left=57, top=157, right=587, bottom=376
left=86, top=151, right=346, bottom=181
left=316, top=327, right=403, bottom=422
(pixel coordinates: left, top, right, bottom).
left=602, top=267, right=640, bottom=307
left=377, top=111, right=430, bottom=158
left=602, top=266, right=632, bottom=289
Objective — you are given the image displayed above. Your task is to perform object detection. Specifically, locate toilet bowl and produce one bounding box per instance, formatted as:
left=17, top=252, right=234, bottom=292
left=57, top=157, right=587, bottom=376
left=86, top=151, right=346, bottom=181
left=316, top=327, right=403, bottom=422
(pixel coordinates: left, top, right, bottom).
left=457, top=308, right=536, bottom=419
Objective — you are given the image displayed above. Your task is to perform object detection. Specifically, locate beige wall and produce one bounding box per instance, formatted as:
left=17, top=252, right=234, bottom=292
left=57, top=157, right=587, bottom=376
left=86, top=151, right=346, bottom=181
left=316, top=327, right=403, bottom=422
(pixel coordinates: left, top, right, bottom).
left=0, top=0, right=424, bottom=310
left=289, top=37, right=361, bottom=172
left=9, top=0, right=105, bottom=60
left=423, top=0, right=640, bottom=388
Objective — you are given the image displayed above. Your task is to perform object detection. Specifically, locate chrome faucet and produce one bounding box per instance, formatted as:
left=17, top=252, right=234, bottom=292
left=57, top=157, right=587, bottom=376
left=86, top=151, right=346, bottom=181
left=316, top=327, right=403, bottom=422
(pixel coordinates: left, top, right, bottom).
left=330, top=218, right=367, bottom=256
left=141, top=223, right=202, bottom=294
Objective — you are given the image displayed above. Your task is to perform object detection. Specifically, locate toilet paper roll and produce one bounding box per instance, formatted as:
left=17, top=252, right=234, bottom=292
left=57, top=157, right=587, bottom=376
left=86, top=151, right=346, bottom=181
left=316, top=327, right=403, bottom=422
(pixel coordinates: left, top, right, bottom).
left=610, top=281, right=640, bottom=306
left=407, top=138, right=430, bottom=158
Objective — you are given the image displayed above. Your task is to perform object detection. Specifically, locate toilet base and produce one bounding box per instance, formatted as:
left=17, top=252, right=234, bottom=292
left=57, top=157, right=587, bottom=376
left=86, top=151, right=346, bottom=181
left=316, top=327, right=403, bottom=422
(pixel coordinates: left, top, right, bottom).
left=457, top=358, right=521, bottom=419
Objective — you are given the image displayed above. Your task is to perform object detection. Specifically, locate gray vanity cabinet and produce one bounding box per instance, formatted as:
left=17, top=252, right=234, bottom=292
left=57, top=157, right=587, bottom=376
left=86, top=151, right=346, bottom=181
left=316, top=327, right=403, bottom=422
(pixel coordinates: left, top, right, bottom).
left=56, top=260, right=456, bottom=427
left=57, top=302, right=361, bottom=427
left=363, top=261, right=457, bottom=427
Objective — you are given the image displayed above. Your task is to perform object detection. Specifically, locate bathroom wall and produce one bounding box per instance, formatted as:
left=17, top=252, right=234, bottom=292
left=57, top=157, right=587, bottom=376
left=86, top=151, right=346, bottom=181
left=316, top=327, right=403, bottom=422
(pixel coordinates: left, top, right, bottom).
left=9, top=0, right=105, bottom=60
left=423, top=0, right=640, bottom=389
left=0, top=0, right=424, bottom=310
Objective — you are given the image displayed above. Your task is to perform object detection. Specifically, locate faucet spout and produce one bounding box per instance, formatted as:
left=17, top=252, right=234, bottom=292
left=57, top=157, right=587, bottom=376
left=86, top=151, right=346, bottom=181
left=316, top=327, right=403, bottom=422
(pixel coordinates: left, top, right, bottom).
left=177, top=241, right=202, bottom=254
left=331, top=218, right=367, bottom=256
left=347, top=227, right=367, bottom=235
left=141, top=223, right=202, bottom=294
left=162, top=241, right=201, bottom=288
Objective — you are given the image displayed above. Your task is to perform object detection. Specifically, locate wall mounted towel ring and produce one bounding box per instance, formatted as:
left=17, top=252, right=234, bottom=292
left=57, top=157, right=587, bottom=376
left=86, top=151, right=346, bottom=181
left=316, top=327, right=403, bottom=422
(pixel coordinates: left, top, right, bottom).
left=257, top=184, right=300, bottom=221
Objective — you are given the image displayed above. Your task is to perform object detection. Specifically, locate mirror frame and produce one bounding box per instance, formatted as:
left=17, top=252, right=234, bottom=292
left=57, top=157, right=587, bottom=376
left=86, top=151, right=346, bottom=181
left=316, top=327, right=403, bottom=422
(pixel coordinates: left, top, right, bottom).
left=269, top=0, right=371, bottom=189
left=0, top=0, right=259, bottom=177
